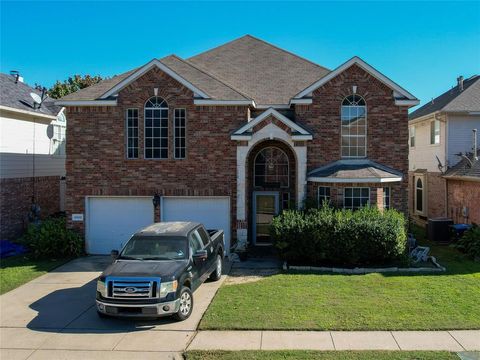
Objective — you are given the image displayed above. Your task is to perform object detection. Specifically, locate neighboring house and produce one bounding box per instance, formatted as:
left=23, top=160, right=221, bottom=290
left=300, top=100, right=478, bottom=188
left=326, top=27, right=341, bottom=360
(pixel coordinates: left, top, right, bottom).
left=55, top=35, right=418, bottom=255
left=408, top=75, right=480, bottom=225
left=0, top=72, right=66, bottom=239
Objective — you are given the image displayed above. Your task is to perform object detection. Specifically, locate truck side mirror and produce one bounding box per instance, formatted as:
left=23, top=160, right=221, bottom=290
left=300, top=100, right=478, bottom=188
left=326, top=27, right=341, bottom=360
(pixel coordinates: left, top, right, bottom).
left=193, top=249, right=208, bottom=263
left=111, top=250, right=119, bottom=260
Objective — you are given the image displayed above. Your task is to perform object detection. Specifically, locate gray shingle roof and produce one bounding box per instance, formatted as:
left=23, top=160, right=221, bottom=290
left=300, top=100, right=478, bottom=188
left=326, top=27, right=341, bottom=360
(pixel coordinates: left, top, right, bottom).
left=188, top=35, right=330, bottom=105
left=409, top=75, right=480, bottom=120
left=0, top=73, right=62, bottom=117
left=308, top=160, right=403, bottom=181
left=444, top=150, right=480, bottom=179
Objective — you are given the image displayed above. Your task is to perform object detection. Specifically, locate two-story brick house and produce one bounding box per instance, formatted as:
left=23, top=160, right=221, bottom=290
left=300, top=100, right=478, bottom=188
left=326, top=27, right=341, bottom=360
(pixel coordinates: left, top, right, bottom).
left=56, top=35, right=419, bottom=254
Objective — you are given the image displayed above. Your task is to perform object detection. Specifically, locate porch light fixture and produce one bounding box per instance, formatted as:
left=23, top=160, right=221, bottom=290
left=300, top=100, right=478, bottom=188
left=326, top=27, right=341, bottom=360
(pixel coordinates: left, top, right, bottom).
left=152, top=193, right=160, bottom=208
left=154, top=88, right=159, bottom=96
left=352, top=85, right=357, bottom=94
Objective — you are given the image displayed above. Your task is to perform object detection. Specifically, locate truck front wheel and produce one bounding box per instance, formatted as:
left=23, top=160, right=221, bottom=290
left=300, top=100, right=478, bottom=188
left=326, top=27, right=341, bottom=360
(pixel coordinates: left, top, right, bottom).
left=174, top=287, right=193, bottom=321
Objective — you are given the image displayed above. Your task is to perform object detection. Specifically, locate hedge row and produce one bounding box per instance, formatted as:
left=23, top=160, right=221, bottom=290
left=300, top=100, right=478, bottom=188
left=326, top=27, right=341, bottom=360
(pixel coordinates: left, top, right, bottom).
left=271, top=205, right=408, bottom=267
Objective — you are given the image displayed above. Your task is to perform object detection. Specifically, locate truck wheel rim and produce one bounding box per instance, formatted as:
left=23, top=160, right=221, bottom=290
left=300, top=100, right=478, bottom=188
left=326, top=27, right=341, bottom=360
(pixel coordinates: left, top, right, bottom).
left=216, top=256, right=222, bottom=276
left=180, top=292, right=191, bottom=315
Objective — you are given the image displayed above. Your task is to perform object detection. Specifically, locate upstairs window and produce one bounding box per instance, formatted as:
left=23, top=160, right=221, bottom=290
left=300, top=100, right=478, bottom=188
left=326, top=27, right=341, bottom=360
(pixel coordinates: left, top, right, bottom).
left=144, top=96, right=168, bottom=159
left=409, top=126, right=415, bottom=147
left=430, top=120, right=440, bottom=145
left=174, top=108, right=186, bottom=159
left=126, top=108, right=139, bottom=159
left=254, top=147, right=289, bottom=188
left=341, top=95, right=367, bottom=158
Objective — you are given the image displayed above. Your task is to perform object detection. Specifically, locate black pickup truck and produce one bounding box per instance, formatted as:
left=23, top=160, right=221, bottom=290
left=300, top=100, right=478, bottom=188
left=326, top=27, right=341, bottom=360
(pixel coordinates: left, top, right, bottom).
left=96, top=222, right=224, bottom=321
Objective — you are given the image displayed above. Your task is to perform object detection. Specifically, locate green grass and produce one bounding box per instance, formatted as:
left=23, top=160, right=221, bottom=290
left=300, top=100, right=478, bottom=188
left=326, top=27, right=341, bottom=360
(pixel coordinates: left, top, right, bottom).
left=200, top=228, right=480, bottom=330
left=0, top=255, right=70, bottom=294
left=185, top=351, right=460, bottom=360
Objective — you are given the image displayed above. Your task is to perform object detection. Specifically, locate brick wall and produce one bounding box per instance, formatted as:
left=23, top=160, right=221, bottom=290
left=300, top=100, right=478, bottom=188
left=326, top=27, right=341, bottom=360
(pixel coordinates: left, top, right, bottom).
left=65, top=67, right=248, bottom=239
left=409, top=171, right=446, bottom=225
left=296, top=64, right=409, bottom=214
left=0, top=176, right=61, bottom=239
left=447, top=179, right=480, bottom=224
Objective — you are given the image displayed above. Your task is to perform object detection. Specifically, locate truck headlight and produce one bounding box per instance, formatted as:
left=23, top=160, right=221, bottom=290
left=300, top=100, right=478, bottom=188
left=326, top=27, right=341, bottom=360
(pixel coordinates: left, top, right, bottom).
left=97, top=278, right=106, bottom=297
left=160, top=280, right=178, bottom=297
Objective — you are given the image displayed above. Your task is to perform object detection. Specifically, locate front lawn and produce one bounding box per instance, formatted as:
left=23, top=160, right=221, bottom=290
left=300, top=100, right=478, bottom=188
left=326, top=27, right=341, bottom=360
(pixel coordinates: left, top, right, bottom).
left=0, top=255, right=70, bottom=294
left=186, top=351, right=459, bottom=360
left=200, top=237, right=480, bottom=330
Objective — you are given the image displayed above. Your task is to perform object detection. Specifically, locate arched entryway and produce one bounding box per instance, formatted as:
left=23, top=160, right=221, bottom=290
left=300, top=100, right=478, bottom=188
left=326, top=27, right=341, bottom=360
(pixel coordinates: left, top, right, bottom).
left=247, top=140, right=296, bottom=245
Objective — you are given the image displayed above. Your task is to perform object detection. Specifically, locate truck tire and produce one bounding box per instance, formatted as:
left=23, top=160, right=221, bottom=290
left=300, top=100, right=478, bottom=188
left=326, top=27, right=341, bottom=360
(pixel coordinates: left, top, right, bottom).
left=209, top=254, right=222, bottom=281
left=174, top=287, right=193, bottom=321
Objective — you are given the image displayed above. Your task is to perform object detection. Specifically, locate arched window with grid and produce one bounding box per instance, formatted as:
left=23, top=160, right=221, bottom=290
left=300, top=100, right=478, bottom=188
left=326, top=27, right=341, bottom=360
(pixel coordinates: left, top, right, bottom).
left=144, top=96, right=168, bottom=159
left=341, top=94, right=367, bottom=158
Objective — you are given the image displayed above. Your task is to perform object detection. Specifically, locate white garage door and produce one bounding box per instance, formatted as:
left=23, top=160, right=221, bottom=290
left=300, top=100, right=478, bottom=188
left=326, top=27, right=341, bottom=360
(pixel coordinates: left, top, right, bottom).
left=86, top=197, right=154, bottom=254
left=161, top=196, right=230, bottom=254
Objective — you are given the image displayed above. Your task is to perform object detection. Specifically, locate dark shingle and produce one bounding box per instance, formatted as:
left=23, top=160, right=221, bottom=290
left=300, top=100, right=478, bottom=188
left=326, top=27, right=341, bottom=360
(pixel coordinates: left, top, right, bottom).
left=308, top=160, right=403, bottom=180
left=444, top=150, right=480, bottom=179
left=409, top=75, right=480, bottom=120
left=0, top=73, right=62, bottom=116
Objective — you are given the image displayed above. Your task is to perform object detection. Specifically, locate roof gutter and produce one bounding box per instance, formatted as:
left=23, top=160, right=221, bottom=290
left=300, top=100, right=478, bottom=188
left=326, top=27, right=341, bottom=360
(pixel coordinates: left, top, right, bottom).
left=0, top=105, right=59, bottom=120
left=193, top=99, right=256, bottom=106
left=307, top=176, right=403, bottom=183
left=443, top=175, right=480, bottom=182
left=54, top=100, right=118, bottom=106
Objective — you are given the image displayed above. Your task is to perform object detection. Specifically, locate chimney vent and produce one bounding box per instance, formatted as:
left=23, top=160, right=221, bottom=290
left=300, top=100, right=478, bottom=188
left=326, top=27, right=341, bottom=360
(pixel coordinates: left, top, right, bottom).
left=9, top=70, right=23, bottom=84
left=457, top=76, right=464, bottom=91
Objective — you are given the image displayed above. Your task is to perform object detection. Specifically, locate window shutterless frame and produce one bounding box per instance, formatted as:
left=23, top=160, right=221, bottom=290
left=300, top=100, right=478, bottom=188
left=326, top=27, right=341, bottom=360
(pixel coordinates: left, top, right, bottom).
left=343, top=187, right=370, bottom=209
left=340, top=95, right=367, bottom=159
left=125, top=108, right=139, bottom=159
left=317, top=186, right=331, bottom=207
left=173, top=108, right=186, bottom=159
left=144, top=97, right=169, bottom=159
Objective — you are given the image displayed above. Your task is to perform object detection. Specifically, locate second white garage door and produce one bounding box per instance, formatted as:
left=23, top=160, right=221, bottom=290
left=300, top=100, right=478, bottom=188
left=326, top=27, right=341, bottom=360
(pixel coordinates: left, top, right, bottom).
left=161, top=196, right=231, bottom=254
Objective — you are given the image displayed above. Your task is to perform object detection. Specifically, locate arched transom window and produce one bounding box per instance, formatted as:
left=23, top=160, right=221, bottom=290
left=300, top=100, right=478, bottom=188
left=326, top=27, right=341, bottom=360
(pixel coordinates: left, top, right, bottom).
left=341, top=94, right=367, bottom=158
left=415, top=177, right=424, bottom=213
left=144, top=96, right=168, bottom=159
left=254, top=147, right=289, bottom=188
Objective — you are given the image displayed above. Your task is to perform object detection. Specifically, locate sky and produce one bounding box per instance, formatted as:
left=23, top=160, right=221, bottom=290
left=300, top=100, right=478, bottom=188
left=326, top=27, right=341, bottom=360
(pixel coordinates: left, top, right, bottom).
left=1, top=1, right=479, bottom=109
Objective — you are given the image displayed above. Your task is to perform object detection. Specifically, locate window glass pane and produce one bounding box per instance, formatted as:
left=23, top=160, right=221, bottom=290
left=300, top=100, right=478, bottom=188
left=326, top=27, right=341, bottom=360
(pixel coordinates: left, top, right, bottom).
left=254, top=147, right=289, bottom=187
left=197, top=228, right=210, bottom=246
left=126, top=108, right=138, bottom=159
left=145, top=97, right=168, bottom=159
left=341, top=96, right=366, bottom=158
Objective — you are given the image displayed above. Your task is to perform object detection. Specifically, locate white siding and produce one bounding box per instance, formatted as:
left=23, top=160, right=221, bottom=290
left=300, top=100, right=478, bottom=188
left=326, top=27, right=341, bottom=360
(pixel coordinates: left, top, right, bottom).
left=447, top=114, right=480, bottom=167
left=0, top=109, right=66, bottom=178
left=408, top=114, right=446, bottom=172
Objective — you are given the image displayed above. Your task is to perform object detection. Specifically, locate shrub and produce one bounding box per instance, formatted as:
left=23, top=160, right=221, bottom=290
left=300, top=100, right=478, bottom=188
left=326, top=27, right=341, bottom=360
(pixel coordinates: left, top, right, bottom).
left=20, top=217, right=84, bottom=259
left=455, top=224, right=480, bottom=260
left=271, top=205, right=407, bottom=267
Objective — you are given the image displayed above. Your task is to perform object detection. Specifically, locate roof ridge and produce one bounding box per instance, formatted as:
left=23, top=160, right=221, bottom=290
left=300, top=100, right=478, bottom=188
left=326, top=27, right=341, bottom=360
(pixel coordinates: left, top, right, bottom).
left=171, top=55, right=254, bottom=101
left=244, top=34, right=331, bottom=72
left=189, top=34, right=331, bottom=73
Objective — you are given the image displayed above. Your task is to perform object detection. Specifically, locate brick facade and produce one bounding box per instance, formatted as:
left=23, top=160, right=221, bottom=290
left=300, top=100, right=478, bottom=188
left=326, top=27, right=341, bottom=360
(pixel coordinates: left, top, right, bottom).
left=408, top=171, right=446, bottom=225
left=447, top=179, right=480, bottom=224
left=0, top=176, right=61, bottom=239
left=65, top=64, right=410, bottom=248
left=296, top=64, right=409, bottom=214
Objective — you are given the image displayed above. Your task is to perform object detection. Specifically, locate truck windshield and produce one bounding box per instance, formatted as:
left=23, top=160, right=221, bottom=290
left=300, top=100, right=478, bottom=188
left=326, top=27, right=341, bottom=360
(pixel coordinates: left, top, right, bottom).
left=120, top=236, right=187, bottom=260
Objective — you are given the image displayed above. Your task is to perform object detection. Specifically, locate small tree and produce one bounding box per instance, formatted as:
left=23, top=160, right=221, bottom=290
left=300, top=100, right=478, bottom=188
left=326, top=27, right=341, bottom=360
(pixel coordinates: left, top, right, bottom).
left=48, top=74, right=104, bottom=99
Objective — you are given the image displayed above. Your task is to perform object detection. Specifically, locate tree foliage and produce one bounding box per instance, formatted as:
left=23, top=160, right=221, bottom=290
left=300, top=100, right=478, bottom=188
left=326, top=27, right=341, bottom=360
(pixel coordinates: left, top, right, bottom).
left=48, top=74, right=104, bottom=99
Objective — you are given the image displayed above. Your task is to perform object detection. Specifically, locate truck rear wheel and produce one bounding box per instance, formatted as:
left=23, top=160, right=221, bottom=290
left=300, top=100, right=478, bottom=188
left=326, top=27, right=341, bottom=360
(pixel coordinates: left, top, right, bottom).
left=209, top=254, right=222, bottom=281
left=174, top=287, right=193, bottom=321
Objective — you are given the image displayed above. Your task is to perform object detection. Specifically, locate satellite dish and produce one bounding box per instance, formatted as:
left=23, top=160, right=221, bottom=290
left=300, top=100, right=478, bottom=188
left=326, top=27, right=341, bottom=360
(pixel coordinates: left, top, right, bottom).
left=30, top=92, right=42, bottom=109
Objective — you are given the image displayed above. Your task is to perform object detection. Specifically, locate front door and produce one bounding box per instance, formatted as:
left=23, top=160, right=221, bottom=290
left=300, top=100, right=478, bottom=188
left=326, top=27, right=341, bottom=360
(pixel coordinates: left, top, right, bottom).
left=253, top=192, right=279, bottom=245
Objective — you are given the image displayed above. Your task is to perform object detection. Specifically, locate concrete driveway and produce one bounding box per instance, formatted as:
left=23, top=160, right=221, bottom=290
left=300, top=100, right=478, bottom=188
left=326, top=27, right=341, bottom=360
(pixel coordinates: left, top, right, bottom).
left=0, top=256, right=228, bottom=360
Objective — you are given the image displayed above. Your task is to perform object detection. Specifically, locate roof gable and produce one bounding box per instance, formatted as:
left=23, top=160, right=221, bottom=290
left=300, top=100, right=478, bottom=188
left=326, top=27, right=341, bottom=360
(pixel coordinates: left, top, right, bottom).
left=231, top=108, right=312, bottom=140
left=294, top=56, right=418, bottom=106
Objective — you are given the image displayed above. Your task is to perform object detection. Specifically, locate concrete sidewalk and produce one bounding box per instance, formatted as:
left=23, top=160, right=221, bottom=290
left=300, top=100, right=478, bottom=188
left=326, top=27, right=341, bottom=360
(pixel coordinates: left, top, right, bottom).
left=188, top=330, right=480, bottom=351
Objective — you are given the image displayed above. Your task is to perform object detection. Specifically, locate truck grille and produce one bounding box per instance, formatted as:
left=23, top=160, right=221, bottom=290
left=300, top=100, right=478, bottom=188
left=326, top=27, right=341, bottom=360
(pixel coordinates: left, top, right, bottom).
left=106, top=277, right=160, bottom=299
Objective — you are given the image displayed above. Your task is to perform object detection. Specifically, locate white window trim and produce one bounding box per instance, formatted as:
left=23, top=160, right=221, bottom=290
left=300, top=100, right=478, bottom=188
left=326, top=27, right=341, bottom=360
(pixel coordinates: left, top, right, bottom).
left=343, top=187, right=370, bottom=209
left=409, top=126, right=415, bottom=148
left=341, top=96, right=367, bottom=159
left=383, top=186, right=391, bottom=210
left=144, top=97, right=169, bottom=160
left=414, top=175, right=426, bottom=215
left=430, top=120, right=440, bottom=145
left=125, top=108, right=139, bottom=159
left=173, top=108, right=187, bottom=160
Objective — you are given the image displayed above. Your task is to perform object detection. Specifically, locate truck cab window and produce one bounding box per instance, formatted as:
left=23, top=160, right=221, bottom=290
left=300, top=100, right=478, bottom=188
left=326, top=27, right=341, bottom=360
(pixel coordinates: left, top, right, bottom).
left=189, top=232, right=203, bottom=256
left=196, top=228, right=210, bottom=246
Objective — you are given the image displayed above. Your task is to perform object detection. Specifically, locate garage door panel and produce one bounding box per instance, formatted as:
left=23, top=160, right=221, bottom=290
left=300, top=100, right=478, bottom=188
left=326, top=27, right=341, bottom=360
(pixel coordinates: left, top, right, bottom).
left=86, top=197, right=154, bottom=254
left=161, top=197, right=230, bottom=254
